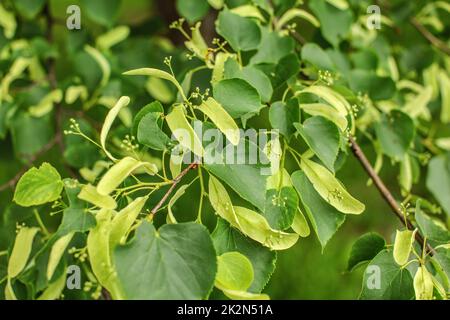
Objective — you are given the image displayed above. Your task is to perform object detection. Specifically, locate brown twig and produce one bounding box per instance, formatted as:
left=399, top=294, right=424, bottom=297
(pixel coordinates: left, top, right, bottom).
left=150, top=162, right=198, bottom=215
left=411, top=17, right=450, bottom=57
left=0, top=137, right=58, bottom=192
left=349, top=136, right=434, bottom=255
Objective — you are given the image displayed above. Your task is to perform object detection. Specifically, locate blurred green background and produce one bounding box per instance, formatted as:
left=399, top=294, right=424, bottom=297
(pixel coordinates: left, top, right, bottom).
left=0, top=0, right=412, bottom=299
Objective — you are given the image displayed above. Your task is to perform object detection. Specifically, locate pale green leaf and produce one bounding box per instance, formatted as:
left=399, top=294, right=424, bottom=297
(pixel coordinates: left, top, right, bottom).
left=166, top=104, right=204, bottom=157
left=97, top=156, right=157, bottom=195
left=47, top=232, right=74, bottom=281
left=96, top=26, right=130, bottom=51
left=7, top=227, right=39, bottom=278
left=100, top=96, right=131, bottom=161
left=300, top=157, right=365, bottom=214
left=197, top=97, right=240, bottom=145
left=84, top=45, right=110, bottom=87
left=393, top=229, right=416, bottom=266
left=414, top=266, right=434, bottom=300
left=78, top=184, right=117, bottom=209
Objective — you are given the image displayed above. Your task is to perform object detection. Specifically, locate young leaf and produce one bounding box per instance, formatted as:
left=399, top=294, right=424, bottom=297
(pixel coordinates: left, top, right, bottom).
left=100, top=96, right=131, bottom=161
left=47, top=232, right=74, bottom=281
left=37, top=270, right=66, bottom=300
left=298, top=85, right=349, bottom=116
left=300, top=103, right=348, bottom=132
left=78, top=184, right=117, bottom=209
left=109, top=196, right=148, bottom=246
left=14, top=163, right=64, bottom=207
left=414, top=266, right=434, bottom=300
left=87, top=209, right=124, bottom=300
left=295, top=116, right=340, bottom=172
left=212, top=218, right=276, bottom=293
left=300, top=158, right=365, bottom=214
left=123, top=68, right=187, bottom=101
left=215, top=252, right=254, bottom=291
left=216, top=10, right=261, bottom=52
left=7, top=227, right=39, bottom=278
left=276, top=8, right=320, bottom=29
left=393, top=229, right=416, bottom=266
left=426, top=153, right=450, bottom=216
left=97, top=157, right=157, bottom=196
left=167, top=184, right=190, bottom=224
left=233, top=206, right=299, bottom=250
left=197, top=97, right=240, bottom=145
left=96, top=26, right=130, bottom=51
left=165, top=104, right=204, bottom=157
left=292, top=171, right=345, bottom=248
left=291, top=209, right=311, bottom=238
left=0, top=3, right=16, bottom=38
left=84, top=45, right=110, bottom=87
left=209, top=175, right=241, bottom=228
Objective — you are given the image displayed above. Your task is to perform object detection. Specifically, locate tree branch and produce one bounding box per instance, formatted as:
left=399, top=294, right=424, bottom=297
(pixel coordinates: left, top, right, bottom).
left=411, top=17, right=450, bottom=57
left=0, top=137, right=58, bottom=192
left=150, top=162, right=198, bottom=215
left=349, top=136, right=434, bottom=255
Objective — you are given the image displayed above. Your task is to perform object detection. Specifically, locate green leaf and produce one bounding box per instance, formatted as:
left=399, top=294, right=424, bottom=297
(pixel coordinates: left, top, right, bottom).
left=0, top=3, right=16, bottom=38
left=347, top=233, right=385, bottom=271
left=348, top=70, right=396, bottom=101
left=114, top=221, right=217, bottom=299
left=415, top=202, right=450, bottom=246
left=166, top=104, right=204, bottom=157
left=276, top=8, right=320, bottom=30
left=167, top=184, right=190, bottom=224
left=249, top=29, right=294, bottom=65
left=309, top=0, right=353, bottom=47
left=96, top=26, right=130, bottom=51
left=224, top=59, right=273, bottom=103
left=84, top=45, right=111, bottom=88
left=295, top=116, right=340, bottom=172
left=197, top=97, right=240, bottom=145
left=97, top=157, right=157, bottom=196
left=212, top=218, right=276, bottom=292
left=7, top=227, right=39, bottom=278
left=300, top=103, right=348, bottom=132
left=216, top=10, right=261, bottom=52
left=269, top=99, right=301, bottom=139
left=137, top=111, right=173, bottom=151
left=299, top=158, right=365, bottom=214
left=292, top=171, right=345, bottom=248
left=206, top=163, right=267, bottom=212
left=13, top=0, right=46, bottom=19
left=426, top=153, right=450, bottom=217
left=14, top=163, right=63, bottom=207
left=263, top=186, right=298, bottom=230
left=176, top=0, right=210, bottom=23
left=375, top=110, right=415, bottom=160
left=301, top=43, right=335, bottom=71
left=213, top=78, right=262, bottom=119
left=360, top=250, right=415, bottom=300
left=109, top=196, right=148, bottom=246
left=438, top=70, right=450, bottom=123
left=80, top=0, right=121, bottom=27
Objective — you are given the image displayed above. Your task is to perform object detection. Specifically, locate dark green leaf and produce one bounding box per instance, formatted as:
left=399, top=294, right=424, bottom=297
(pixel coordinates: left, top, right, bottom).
left=114, top=221, right=217, bottom=299
left=347, top=233, right=386, bottom=271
